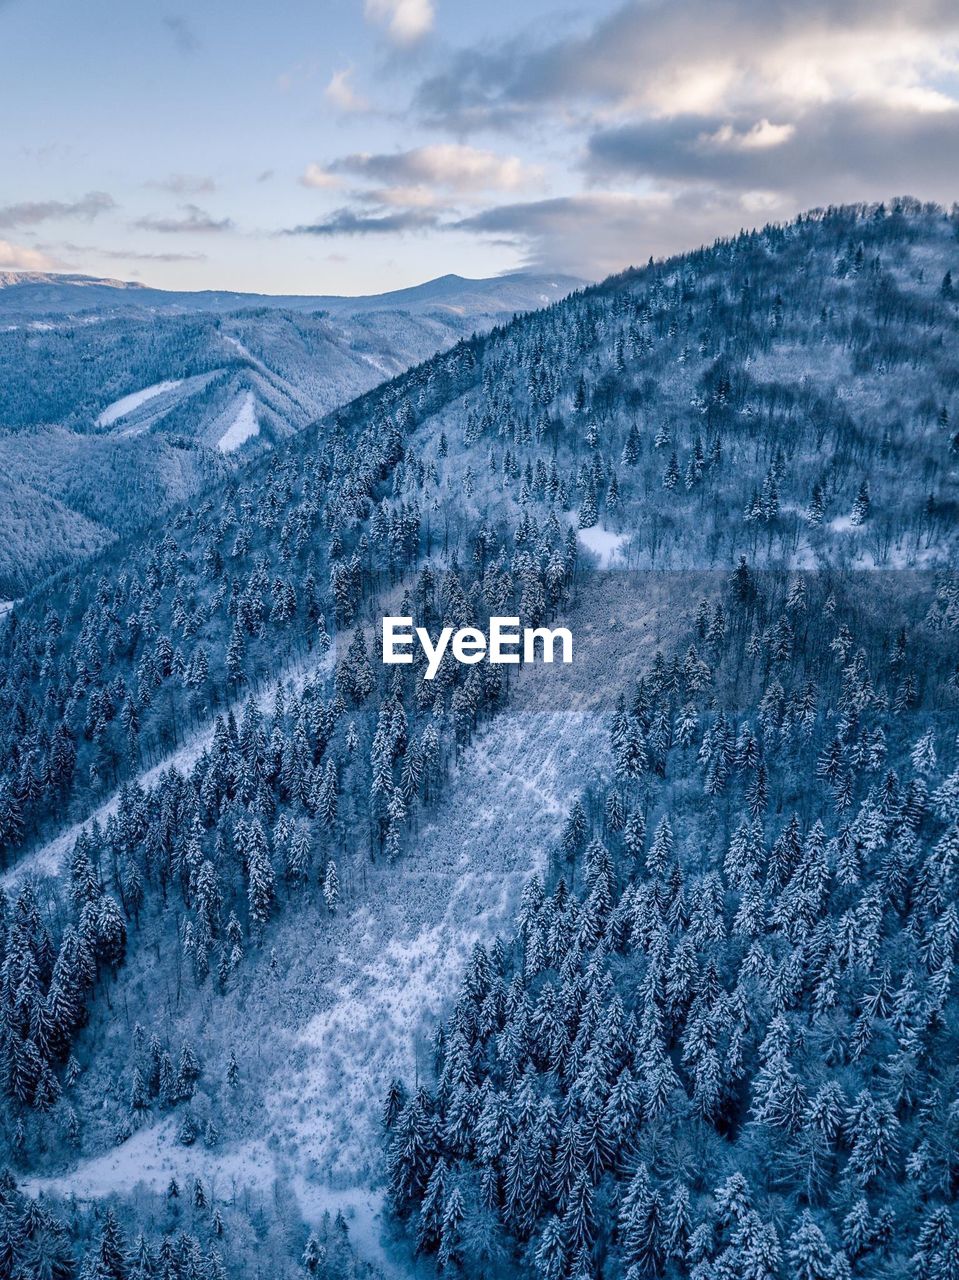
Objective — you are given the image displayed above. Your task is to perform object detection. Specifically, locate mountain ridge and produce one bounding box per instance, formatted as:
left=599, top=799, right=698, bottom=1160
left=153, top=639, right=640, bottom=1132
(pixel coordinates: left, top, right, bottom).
left=0, top=269, right=586, bottom=319
left=0, top=271, right=584, bottom=597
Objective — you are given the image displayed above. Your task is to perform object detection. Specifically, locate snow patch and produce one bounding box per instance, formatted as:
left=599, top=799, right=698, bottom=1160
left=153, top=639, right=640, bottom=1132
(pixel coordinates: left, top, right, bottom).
left=21, top=1120, right=272, bottom=1204
left=217, top=391, right=259, bottom=453
left=96, top=379, right=183, bottom=427
left=829, top=515, right=859, bottom=533
left=577, top=525, right=628, bottom=568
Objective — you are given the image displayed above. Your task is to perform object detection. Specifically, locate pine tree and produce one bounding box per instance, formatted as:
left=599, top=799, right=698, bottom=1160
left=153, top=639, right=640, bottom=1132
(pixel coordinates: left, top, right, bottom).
left=578, top=483, right=598, bottom=531
left=850, top=479, right=871, bottom=525
left=323, top=860, right=340, bottom=914
left=788, top=1212, right=835, bottom=1280
left=245, top=820, right=276, bottom=940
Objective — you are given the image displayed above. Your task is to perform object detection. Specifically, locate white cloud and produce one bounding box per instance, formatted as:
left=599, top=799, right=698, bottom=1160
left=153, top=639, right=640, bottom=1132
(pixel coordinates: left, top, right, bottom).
left=364, top=185, right=440, bottom=209
left=415, top=0, right=959, bottom=131
left=330, top=143, right=536, bottom=193
left=300, top=164, right=343, bottom=190
left=704, top=119, right=796, bottom=150
left=364, top=0, right=434, bottom=44
left=325, top=67, right=370, bottom=113
left=413, top=144, right=531, bottom=191
left=0, top=239, right=57, bottom=270
left=739, top=189, right=786, bottom=213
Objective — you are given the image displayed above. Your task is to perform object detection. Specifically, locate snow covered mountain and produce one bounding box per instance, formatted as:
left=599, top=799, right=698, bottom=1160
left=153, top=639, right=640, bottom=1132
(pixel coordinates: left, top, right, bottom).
left=0, top=272, right=582, bottom=597
left=0, top=270, right=581, bottom=320
left=0, top=199, right=957, bottom=1279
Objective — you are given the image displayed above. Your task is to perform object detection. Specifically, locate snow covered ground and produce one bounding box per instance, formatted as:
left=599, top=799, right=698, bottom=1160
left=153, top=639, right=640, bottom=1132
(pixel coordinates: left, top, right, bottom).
left=217, top=391, right=260, bottom=452
left=829, top=514, right=858, bottom=533
left=96, top=379, right=183, bottom=427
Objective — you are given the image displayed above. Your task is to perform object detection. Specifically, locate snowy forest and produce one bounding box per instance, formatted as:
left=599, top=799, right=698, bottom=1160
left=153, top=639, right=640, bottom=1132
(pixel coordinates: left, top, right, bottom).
left=0, top=198, right=957, bottom=1279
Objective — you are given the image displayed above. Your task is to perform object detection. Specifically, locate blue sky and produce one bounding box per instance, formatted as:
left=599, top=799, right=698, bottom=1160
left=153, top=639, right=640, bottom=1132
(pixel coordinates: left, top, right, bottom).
left=2, top=0, right=958, bottom=294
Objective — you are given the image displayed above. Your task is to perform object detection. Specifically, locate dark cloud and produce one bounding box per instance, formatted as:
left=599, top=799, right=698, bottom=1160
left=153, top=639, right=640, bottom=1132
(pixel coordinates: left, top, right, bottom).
left=134, top=204, right=234, bottom=233
left=454, top=192, right=781, bottom=277
left=406, top=0, right=959, bottom=277
left=0, top=191, right=115, bottom=228
left=99, top=247, right=207, bottom=264
left=286, top=185, right=816, bottom=276
left=586, top=101, right=959, bottom=201
left=285, top=208, right=439, bottom=236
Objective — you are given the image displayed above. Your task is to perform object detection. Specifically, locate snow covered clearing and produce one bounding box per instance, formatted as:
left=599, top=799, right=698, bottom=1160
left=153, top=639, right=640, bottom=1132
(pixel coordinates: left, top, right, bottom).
left=260, top=575, right=668, bottom=1185
left=96, top=380, right=183, bottom=427
left=217, top=391, right=260, bottom=452
left=20, top=1120, right=272, bottom=1206
left=829, top=514, right=858, bottom=533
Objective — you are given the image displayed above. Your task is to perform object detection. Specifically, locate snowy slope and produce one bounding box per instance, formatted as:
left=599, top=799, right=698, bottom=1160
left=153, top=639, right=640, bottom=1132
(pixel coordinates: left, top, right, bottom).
left=96, top=379, right=184, bottom=427
left=216, top=391, right=260, bottom=453
left=20, top=573, right=669, bottom=1276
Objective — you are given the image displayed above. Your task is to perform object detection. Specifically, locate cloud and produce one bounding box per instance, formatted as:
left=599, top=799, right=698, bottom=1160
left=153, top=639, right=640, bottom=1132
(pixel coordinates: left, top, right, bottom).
left=326, top=144, right=535, bottom=193
left=364, top=0, right=435, bottom=44
left=0, top=191, right=115, bottom=229
left=453, top=190, right=795, bottom=277
left=285, top=207, right=439, bottom=236
left=79, top=245, right=207, bottom=264
left=704, top=120, right=796, bottom=151
left=325, top=68, right=371, bottom=113
left=134, top=204, right=234, bottom=233
left=413, top=0, right=959, bottom=130
left=393, top=0, right=959, bottom=279
left=0, top=239, right=58, bottom=271
left=358, top=186, right=443, bottom=209
left=300, top=164, right=344, bottom=191
left=146, top=174, right=216, bottom=196
left=115, top=250, right=207, bottom=263
left=162, top=13, right=199, bottom=54
left=585, top=100, right=959, bottom=200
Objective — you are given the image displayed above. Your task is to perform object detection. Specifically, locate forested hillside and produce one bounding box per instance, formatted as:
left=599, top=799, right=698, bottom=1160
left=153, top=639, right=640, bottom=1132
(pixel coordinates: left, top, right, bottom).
left=0, top=198, right=956, bottom=1279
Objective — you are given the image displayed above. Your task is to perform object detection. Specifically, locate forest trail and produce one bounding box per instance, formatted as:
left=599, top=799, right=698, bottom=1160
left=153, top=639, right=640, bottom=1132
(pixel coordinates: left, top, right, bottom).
left=2, top=646, right=336, bottom=892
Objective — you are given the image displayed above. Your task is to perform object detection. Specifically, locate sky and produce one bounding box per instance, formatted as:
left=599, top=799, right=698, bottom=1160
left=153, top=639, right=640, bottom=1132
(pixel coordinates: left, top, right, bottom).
left=2, top=0, right=959, bottom=295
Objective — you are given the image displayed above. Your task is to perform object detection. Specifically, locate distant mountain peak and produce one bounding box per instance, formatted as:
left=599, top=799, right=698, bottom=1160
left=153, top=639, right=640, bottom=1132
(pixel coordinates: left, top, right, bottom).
left=0, top=268, right=585, bottom=318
